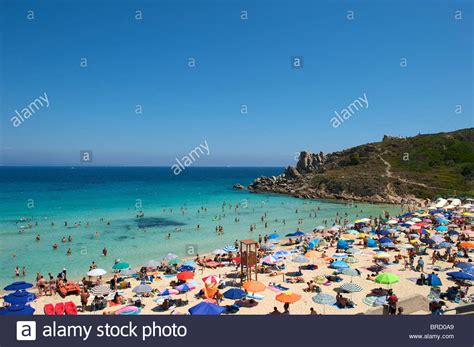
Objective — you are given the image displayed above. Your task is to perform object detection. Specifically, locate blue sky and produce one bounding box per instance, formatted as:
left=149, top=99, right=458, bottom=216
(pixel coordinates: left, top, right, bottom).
left=0, top=0, right=472, bottom=166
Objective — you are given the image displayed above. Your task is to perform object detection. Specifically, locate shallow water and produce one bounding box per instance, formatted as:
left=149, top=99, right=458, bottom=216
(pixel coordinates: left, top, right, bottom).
left=0, top=167, right=403, bottom=286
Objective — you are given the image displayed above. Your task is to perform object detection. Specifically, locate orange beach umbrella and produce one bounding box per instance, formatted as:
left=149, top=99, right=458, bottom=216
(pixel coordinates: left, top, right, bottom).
left=242, top=280, right=266, bottom=293
left=459, top=241, right=474, bottom=249
left=275, top=291, right=301, bottom=304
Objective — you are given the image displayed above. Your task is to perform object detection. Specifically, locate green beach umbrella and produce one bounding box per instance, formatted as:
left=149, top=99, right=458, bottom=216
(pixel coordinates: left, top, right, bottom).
left=168, top=258, right=181, bottom=265
left=375, top=272, right=399, bottom=285
left=112, top=262, right=130, bottom=270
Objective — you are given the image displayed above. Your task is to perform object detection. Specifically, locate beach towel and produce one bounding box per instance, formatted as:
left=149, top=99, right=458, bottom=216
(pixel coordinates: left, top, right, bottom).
left=246, top=293, right=264, bottom=300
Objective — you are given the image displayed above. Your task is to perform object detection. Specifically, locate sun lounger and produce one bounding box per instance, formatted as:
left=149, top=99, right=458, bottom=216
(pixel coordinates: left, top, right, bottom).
left=65, top=301, right=78, bottom=315
left=55, top=302, right=65, bottom=315
left=44, top=303, right=55, bottom=315
left=58, top=282, right=81, bottom=297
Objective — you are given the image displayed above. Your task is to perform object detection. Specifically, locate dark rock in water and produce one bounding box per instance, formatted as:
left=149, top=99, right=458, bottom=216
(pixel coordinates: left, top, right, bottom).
left=135, top=217, right=185, bottom=229
left=233, top=183, right=245, bottom=190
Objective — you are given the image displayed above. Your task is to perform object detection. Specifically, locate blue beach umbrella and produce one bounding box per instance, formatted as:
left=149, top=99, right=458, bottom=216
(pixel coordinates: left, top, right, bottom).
left=181, top=261, right=197, bottom=268
left=0, top=304, right=35, bottom=315
left=438, top=242, right=453, bottom=248
left=376, top=229, right=391, bottom=236
left=177, top=265, right=195, bottom=272
left=332, top=253, right=348, bottom=259
left=268, top=233, right=280, bottom=240
left=223, top=288, right=245, bottom=300
left=447, top=271, right=474, bottom=281
left=379, top=237, right=392, bottom=244
left=455, top=262, right=474, bottom=270
left=293, top=231, right=305, bottom=236
left=367, top=238, right=378, bottom=248
left=3, top=281, right=33, bottom=291
left=337, top=240, right=349, bottom=250
left=447, top=230, right=459, bottom=236
left=274, top=250, right=291, bottom=258
left=188, top=302, right=225, bottom=315
left=436, top=226, right=448, bottom=232
left=330, top=260, right=349, bottom=269
left=175, top=284, right=194, bottom=292
left=312, top=293, right=336, bottom=313
left=4, top=290, right=36, bottom=305
left=112, top=262, right=130, bottom=270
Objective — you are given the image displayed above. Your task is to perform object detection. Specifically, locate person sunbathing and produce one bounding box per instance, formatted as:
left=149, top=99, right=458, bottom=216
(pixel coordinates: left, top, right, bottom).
left=112, top=292, right=124, bottom=305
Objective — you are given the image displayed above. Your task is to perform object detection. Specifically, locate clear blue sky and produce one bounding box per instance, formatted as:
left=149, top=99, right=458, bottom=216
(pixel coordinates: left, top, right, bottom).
left=0, top=0, right=472, bottom=166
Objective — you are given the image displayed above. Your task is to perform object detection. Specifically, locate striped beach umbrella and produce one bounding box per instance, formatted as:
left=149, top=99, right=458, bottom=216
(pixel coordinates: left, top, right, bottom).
left=202, top=275, right=219, bottom=285
left=312, top=293, right=336, bottom=313
left=222, top=245, right=237, bottom=253
left=90, top=285, right=112, bottom=296
left=341, top=268, right=360, bottom=278
left=330, top=260, right=349, bottom=269
left=262, top=255, right=279, bottom=264
left=340, top=283, right=362, bottom=293
left=120, top=268, right=137, bottom=276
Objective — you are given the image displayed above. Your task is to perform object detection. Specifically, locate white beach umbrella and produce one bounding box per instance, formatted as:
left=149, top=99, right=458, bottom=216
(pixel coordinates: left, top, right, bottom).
left=145, top=260, right=161, bottom=268
left=87, top=268, right=107, bottom=277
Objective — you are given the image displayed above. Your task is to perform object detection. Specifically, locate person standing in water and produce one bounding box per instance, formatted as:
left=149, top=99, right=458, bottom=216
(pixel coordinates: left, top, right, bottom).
left=102, top=247, right=108, bottom=257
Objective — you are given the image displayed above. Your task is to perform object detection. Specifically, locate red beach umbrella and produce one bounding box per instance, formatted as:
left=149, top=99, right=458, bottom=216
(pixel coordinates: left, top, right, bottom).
left=177, top=271, right=194, bottom=281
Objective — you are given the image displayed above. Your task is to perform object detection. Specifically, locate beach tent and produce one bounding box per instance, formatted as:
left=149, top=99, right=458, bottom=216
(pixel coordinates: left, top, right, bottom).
left=3, top=281, right=33, bottom=291
left=427, top=273, right=442, bottom=287
left=337, top=240, right=349, bottom=250
left=367, top=238, right=378, bottom=248
left=188, top=302, right=225, bottom=315
left=223, top=288, right=245, bottom=300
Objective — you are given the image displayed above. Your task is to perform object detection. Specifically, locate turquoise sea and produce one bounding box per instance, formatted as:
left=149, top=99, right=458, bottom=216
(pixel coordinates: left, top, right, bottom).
left=0, top=167, right=403, bottom=287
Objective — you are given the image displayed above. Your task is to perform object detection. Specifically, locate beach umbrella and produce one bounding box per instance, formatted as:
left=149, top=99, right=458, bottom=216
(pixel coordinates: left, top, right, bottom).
left=455, top=262, right=474, bottom=270
left=341, top=268, right=360, bottom=278
left=421, top=238, right=436, bottom=246
left=90, top=285, right=112, bottom=296
left=3, top=281, right=33, bottom=291
left=87, top=268, right=107, bottom=277
left=175, top=283, right=195, bottom=292
left=447, top=230, right=459, bottom=236
left=188, top=302, right=225, bottom=315
left=376, top=229, right=392, bottom=236
left=459, top=241, right=474, bottom=249
left=4, top=290, right=36, bottom=305
left=340, top=283, right=362, bottom=293
left=314, top=275, right=327, bottom=284
left=212, top=249, right=226, bottom=255
left=274, top=250, right=291, bottom=258
left=431, top=235, right=444, bottom=243
left=177, top=271, right=194, bottom=281
left=120, top=268, right=137, bottom=276
left=345, top=256, right=359, bottom=264
left=268, top=233, right=280, bottom=239
left=242, top=280, right=266, bottom=293
left=375, top=272, right=399, bottom=285
left=447, top=271, right=474, bottom=281
left=262, top=255, right=279, bottom=264
left=379, top=237, right=392, bottom=244
left=159, top=288, right=179, bottom=296
left=293, top=231, right=305, bottom=236
left=438, top=242, right=453, bottom=248
left=292, top=255, right=310, bottom=263
left=330, top=260, right=349, bottom=269
left=222, top=245, right=237, bottom=253
left=181, top=260, right=197, bottom=268
left=312, top=293, right=336, bottom=313
left=276, top=291, right=301, bottom=304
left=341, top=234, right=357, bottom=240
left=347, top=229, right=360, bottom=235
left=260, top=243, right=274, bottom=249
left=223, top=288, right=245, bottom=300
left=373, top=252, right=390, bottom=259
left=346, top=248, right=362, bottom=254
left=112, top=262, right=130, bottom=270
left=0, top=304, right=35, bottom=315
left=202, top=275, right=220, bottom=286
left=168, top=258, right=180, bottom=265
left=202, top=275, right=219, bottom=285
left=465, top=268, right=474, bottom=275
left=163, top=253, right=178, bottom=261
left=381, top=242, right=395, bottom=248
left=427, top=273, right=442, bottom=287
left=397, top=244, right=414, bottom=250
left=363, top=296, right=387, bottom=307
left=436, top=226, right=448, bottom=232
left=332, top=253, right=348, bottom=259
left=132, top=283, right=153, bottom=294
left=145, top=260, right=161, bottom=268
